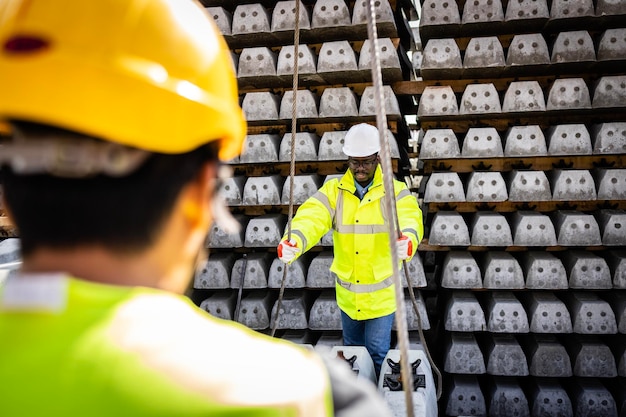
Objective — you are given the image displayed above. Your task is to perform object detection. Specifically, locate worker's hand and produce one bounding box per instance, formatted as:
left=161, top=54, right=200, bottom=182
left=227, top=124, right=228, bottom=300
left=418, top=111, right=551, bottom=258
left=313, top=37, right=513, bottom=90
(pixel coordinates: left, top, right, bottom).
left=396, top=235, right=413, bottom=260
left=277, top=239, right=301, bottom=264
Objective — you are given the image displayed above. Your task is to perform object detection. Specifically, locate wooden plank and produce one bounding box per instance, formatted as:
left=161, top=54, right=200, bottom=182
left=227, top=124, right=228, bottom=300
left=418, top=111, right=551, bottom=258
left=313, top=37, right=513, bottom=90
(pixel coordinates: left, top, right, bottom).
left=245, top=116, right=400, bottom=136
left=423, top=200, right=626, bottom=214
left=229, top=159, right=398, bottom=177
left=418, top=155, right=626, bottom=174
left=417, top=238, right=608, bottom=253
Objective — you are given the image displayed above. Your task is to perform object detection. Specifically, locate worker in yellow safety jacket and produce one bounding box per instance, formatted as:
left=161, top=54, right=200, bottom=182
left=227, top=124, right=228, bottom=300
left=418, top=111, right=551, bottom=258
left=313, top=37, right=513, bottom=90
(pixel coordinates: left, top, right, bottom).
left=278, top=123, right=424, bottom=377
left=0, top=1, right=393, bottom=416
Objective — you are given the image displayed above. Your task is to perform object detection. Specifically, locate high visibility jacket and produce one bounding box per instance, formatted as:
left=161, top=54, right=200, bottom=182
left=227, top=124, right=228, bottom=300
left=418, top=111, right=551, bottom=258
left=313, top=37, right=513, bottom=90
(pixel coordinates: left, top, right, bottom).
left=0, top=274, right=334, bottom=417
left=287, top=166, right=424, bottom=320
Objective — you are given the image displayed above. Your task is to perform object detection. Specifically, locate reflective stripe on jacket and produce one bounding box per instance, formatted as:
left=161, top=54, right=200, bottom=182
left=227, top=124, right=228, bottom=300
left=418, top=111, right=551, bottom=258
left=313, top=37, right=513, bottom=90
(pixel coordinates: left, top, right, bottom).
left=287, top=166, right=424, bottom=320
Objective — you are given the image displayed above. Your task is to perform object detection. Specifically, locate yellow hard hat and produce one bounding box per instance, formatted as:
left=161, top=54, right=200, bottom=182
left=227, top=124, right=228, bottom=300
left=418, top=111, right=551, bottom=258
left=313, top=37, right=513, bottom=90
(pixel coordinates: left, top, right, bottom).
left=0, top=0, right=246, bottom=161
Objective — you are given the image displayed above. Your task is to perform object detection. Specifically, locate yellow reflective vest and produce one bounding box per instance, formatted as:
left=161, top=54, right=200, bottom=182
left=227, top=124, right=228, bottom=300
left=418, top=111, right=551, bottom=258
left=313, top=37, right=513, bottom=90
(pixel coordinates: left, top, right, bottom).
left=0, top=274, right=334, bottom=416
left=287, top=166, right=424, bottom=320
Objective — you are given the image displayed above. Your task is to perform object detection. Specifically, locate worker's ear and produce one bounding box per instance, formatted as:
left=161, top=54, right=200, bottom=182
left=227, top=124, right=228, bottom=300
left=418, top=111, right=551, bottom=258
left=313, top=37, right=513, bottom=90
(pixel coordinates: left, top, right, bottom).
left=180, top=161, right=217, bottom=230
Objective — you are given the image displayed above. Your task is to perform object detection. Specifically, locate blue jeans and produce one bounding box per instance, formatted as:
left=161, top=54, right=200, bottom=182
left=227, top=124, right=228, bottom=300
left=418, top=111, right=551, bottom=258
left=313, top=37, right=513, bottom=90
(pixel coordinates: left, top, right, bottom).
left=340, top=310, right=395, bottom=378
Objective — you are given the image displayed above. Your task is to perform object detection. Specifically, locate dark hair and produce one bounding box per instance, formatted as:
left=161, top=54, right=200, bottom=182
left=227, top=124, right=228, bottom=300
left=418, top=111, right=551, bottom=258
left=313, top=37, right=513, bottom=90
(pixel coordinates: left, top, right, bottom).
left=1, top=122, right=220, bottom=257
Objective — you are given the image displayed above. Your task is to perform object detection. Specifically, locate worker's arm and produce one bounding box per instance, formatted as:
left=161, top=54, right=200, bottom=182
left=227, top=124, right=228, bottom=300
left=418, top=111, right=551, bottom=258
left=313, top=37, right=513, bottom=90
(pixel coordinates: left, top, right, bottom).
left=395, top=182, right=424, bottom=261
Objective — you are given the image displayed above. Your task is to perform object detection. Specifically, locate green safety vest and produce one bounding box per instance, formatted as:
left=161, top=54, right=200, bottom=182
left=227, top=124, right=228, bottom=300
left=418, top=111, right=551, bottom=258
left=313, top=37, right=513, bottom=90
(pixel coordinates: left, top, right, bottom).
left=287, top=167, right=424, bottom=320
left=0, top=274, right=334, bottom=416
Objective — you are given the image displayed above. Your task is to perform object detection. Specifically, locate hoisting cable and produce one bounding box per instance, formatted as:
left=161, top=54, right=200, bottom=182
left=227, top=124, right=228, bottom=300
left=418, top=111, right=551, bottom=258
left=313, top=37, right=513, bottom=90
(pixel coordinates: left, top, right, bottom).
left=271, top=0, right=301, bottom=337
left=363, top=1, right=414, bottom=416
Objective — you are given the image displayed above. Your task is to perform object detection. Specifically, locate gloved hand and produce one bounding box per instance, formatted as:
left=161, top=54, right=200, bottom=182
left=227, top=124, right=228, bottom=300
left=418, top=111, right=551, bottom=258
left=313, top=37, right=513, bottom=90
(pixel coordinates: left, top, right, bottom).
left=396, top=235, right=413, bottom=260
left=277, top=239, right=301, bottom=264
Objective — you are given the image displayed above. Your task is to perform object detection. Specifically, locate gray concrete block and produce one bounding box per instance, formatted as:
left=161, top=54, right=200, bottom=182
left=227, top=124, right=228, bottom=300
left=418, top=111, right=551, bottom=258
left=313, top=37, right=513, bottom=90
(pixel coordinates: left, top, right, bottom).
left=444, top=375, right=486, bottom=417
left=470, top=212, right=513, bottom=247
left=310, top=0, right=351, bottom=28
left=504, top=0, right=549, bottom=21
left=318, top=87, right=359, bottom=117
left=240, top=134, right=281, bottom=163
left=417, top=86, right=459, bottom=117
left=271, top=1, right=311, bottom=32
left=207, top=215, right=248, bottom=249
left=605, top=293, right=626, bottom=333
left=318, top=131, right=347, bottom=160
left=418, top=129, right=460, bottom=159
left=320, top=230, right=334, bottom=247
left=279, top=132, right=320, bottom=161
left=309, top=290, right=342, bottom=330
left=460, top=83, right=502, bottom=115
left=231, top=252, right=272, bottom=289
left=421, top=38, right=462, bottom=72
left=444, top=290, right=487, bottom=332
left=521, top=252, right=568, bottom=289
left=444, top=333, right=486, bottom=374
left=420, top=0, right=461, bottom=26
left=232, top=3, right=271, bottom=35
left=428, top=211, right=471, bottom=246
left=241, top=91, right=280, bottom=121
left=482, top=252, right=525, bottom=289
left=620, top=346, right=626, bottom=376
left=597, top=28, right=626, bottom=61
left=568, top=336, right=617, bottom=377
left=461, top=127, right=504, bottom=157
left=279, top=90, right=319, bottom=120
left=547, top=124, right=593, bottom=155
left=551, top=31, right=596, bottom=63
left=463, top=36, right=506, bottom=70
left=507, top=34, right=550, bottom=66
left=488, top=377, right=530, bottom=417
left=219, top=176, right=246, bottom=206
left=199, top=292, right=237, bottom=321
left=307, top=252, right=335, bottom=288
left=412, top=50, right=423, bottom=75
left=243, top=175, right=284, bottom=206
left=330, top=346, right=377, bottom=385
left=547, top=78, right=592, bottom=110
left=593, top=122, right=626, bottom=154
left=277, top=44, right=317, bottom=76
left=282, top=174, right=322, bottom=205
left=504, top=125, right=548, bottom=156
left=205, top=7, right=232, bottom=35
left=606, top=250, right=626, bottom=288
left=398, top=293, right=431, bottom=331
left=508, top=170, right=552, bottom=202
left=502, top=81, right=546, bottom=112
left=268, top=256, right=307, bottom=288
left=315, top=332, right=343, bottom=349
left=462, top=0, right=504, bottom=23
left=485, top=334, right=529, bottom=376
left=527, top=334, right=572, bottom=377
left=485, top=291, right=530, bottom=333
left=596, top=0, right=626, bottom=15
left=238, top=47, right=277, bottom=78
left=194, top=252, right=237, bottom=289
left=352, top=0, right=395, bottom=27
left=441, top=251, right=482, bottom=289
left=554, top=210, right=602, bottom=246
left=465, top=172, right=508, bottom=202
left=597, top=209, right=626, bottom=246
left=358, top=38, right=401, bottom=71
left=424, top=172, right=466, bottom=203
left=529, top=378, right=573, bottom=417
left=244, top=213, right=285, bottom=247
left=564, top=292, right=617, bottom=334
left=237, top=292, right=274, bottom=330
left=512, top=212, right=558, bottom=247
left=270, top=290, right=309, bottom=329
left=593, top=75, right=626, bottom=108
left=597, top=169, right=626, bottom=200
left=403, top=253, right=427, bottom=288
left=382, top=129, right=401, bottom=158
left=550, top=0, right=594, bottom=19
left=550, top=169, right=596, bottom=201
left=317, top=40, right=358, bottom=73
left=524, top=291, right=573, bottom=333
left=0, top=238, right=20, bottom=265
left=561, top=250, right=612, bottom=289
left=569, top=378, right=618, bottom=417
left=359, top=85, right=401, bottom=117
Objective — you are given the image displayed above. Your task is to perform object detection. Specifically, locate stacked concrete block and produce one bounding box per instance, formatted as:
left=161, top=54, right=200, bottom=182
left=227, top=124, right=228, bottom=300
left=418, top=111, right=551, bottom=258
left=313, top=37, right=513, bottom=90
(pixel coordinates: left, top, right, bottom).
left=441, top=251, right=482, bottom=289
left=568, top=378, right=618, bottom=417
left=281, top=174, right=322, bottom=205
left=311, top=0, right=351, bottom=29
left=206, top=7, right=232, bottom=36
left=243, top=175, right=284, bottom=205
left=546, top=124, right=592, bottom=155
left=241, top=91, right=280, bottom=121
left=526, top=334, right=573, bottom=377
left=481, top=252, right=525, bottom=289
left=567, top=336, right=618, bottom=377
left=502, top=81, right=546, bottom=112
left=279, top=132, right=320, bottom=161
left=318, top=87, right=359, bottom=117
left=551, top=31, right=596, bottom=63
left=279, top=90, right=319, bottom=120
left=199, top=292, right=237, bottom=321
left=606, top=250, right=626, bottom=288
left=470, top=212, right=513, bottom=247
left=428, top=211, right=471, bottom=246
left=270, top=290, right=311, bottom=330
left=596, top=169, right=626, bottom=200
left=593, top=122, right=626, bottom=154
left=231, top=252, right=273, bottom=289
left=546, top=78, right=592, bottom=111
left=463, top=36, right=505, bottom=76
left=487, top=377, right=530, bottom=417
left=277, top=44, right=317, bottom=78
left=417, top=86, right=459, bottom=117
left=444, top=375, right=486, bottom=417
left=268, top=256, right=307, bottom=288
left=309, top=291, right=342, bottom=330
left=528, top=378, right=573, bottom=417
left=240, top=134, right=281, bottom=163
left=461, top=127, right=504, bottom=157
left=507, top=34, right=550, bottom=66
left=593, top=75, right=626, bottom=108
left=511, top=212, right=558, bottom=247
left=418, top=128, right=460, bottom=159
left=194, top=252, right=237, bottom=290
left=232, top=4, right=271, bottom=35
left=244, top=213, right=285, bottom=247
left=484, top=291, right=529, bottom=333
left=561, top=250, right=612, bottom=289
left=206, top=215, right=248, bottom=248
left=359, top=85, right=401, bottom=117
left=271, top=1, right=310, bottom=32
left=420, top=39, right=462, bottom=78
left=549, top=169, right=596, bottom=201
left=219, top=176, right=247, bottom=206
left=465, top=172, right=508, bottom=202
left=597, top=28, right=626, bottom=61
left=444, top=333, right=486, bottom=374
left=485, top=334, right=529, bottom=376
left=444, top=291, right=486, bottom=332
left=306, top=252, right=335, bottom=288
left=423, top=172, right=465, bottom=203
left=521, top=252, right=568, bottom=289
left=317, top=130, right=347, bottom=160
left=598, top=209, right=626, bottom=246
left=523, top=291, right=573, bottom=333
left=503, top=125, right=547, bottom=156
left=563, top=292, right=617, bottom=334
left=397, top=293, right=431, bottom=331
left=237, top=292, right=275, bottom=330
left=553, top=210, right=602, bottom=246
left=238, top=47, right=277, bottom=79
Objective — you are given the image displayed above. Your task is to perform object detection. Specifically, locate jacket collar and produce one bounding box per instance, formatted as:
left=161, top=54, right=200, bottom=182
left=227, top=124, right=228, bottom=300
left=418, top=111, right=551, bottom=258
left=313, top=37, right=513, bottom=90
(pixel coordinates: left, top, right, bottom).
left=338, top=165, right=384, bottom=195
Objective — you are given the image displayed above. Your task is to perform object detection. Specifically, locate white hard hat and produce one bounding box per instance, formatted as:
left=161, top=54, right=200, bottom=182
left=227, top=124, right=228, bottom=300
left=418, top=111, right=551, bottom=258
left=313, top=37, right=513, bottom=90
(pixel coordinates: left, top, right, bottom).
left=342, top=123, right=381, bottom=157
